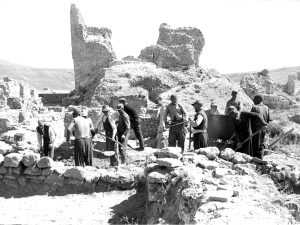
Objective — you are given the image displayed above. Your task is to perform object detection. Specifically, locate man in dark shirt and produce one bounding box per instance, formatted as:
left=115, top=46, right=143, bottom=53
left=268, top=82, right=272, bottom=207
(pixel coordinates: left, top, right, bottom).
left=115, top=104, right=131, bottom=164
left=225, top=90, right=242, bottom=115
left=228, top=106, right=267, bottom=157
left=189, top=100, right=208, bottom=149
left=119, top=98, right=145, bottom=150
left=251, top=94, right=271, bottom=158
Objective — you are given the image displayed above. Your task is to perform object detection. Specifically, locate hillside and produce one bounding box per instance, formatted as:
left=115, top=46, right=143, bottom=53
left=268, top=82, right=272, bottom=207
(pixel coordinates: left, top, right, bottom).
left=0, top=59, right=74, bottom=91
left=224, top=66, right=300, bottom=84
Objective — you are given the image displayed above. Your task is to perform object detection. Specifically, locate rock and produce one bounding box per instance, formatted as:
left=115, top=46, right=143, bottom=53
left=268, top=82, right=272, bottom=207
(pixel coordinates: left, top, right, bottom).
left=0, top=165, right=8, bottom=174
left=154, top=147, right=182, bottom=159
left=145, top=163, right=162, bottom=174
left=0, top=141, right=13, bottom=155
left=0, top=154, right=4, bottom=164
left=4, top=153, right=23, bottom=167
left=37, top=157, right=54, bottom=168
left=45, top=173, right=65, bottom=186
left=197, top=160, right=219, bottom=170
left=148, top=170, right=170, bottom=184
left=22, top=152, right=40, bottom=167
left=233, top=163, right=256, bottom=175
left=24, top=165, right=41, bottom=176
left=213, top=168, right=228, bottom=178
left=231, top=152, right=247, bottom=164
left=197, top=147, right=220, bottom=160
left=70, top=4, right=116, bottom=92
left=63, top=167, right=86, bottom=181
left=156, top=158, right=183, bottom=168
left=53, top=161, right=66, bottom=174
left=41, top=168, right=55, bottom=176
left=7, top=97, right=22, bottom=109
left=287, top=170, right=300, bottom=183
left=220, top=148, right=235, bottom=161
left=270, top=171, right=286, bottom=182
left=208, top=190, right=233, bottom=202
left=139, top=23, right=205, bottom=69
left=84, top=166, right=101, bottom=182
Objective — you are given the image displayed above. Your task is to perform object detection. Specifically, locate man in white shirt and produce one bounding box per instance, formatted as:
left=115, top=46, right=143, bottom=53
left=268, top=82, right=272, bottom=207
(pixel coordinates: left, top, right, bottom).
left=189, top=100, right=208, bottom=149
left=96, top=105, right=118, bottom=166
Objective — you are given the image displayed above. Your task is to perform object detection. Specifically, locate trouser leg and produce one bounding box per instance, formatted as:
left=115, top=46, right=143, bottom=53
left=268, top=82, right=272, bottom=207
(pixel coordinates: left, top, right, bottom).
left=132, top=120, right=144, bottom=148
left=194, top=133, right=200, bottom=150
left=106, top=131, right=117, bottom=166
left=168, top=127, right=177, bottom=147
left=74, top=139, right=85, bottom=166
left=177, top=125, right=186, bottom=152
left=199, top=132, right=208, bottom=148
left=117, top=132, right=129, bottom=164
left=83, top=139, right=93, bottom=166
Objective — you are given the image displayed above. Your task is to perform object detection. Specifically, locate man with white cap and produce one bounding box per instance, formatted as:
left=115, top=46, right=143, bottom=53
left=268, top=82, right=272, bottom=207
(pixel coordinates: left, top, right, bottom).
left=115, top=104, right=130, bottom=164
left=36, top=118, right=56, bottom=158
left=189, top=100, right=208, bottom=149
left=96, top=105, right=118, bottom=166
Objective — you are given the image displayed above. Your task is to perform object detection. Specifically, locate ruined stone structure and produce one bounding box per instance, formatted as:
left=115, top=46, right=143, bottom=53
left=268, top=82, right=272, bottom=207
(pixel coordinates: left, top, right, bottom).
left=0, top=77, right=39, bottom=109
left=70, top=4, right=116, bottom=92
left=240, top=73, right=295, bottom=109
left=283, top=74, right=296, bottom=95
left=139, top=23, right=205, bottom=69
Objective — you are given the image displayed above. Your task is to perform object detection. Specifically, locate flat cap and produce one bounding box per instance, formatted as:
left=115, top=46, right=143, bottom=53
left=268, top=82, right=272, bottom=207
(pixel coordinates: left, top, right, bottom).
left=191, top=100, right=203, bottom=107
left=119, top=97, right=126, bottom=102
left=115, top=103, right=124, bottom=110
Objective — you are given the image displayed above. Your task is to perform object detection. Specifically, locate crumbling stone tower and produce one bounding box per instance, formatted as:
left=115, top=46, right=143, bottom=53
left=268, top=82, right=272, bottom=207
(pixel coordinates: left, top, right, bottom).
left=70, top=4, right=116, bottom=92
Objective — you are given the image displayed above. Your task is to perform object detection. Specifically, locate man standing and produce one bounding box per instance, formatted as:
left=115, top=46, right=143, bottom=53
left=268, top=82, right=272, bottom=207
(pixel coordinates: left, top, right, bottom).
left=205, top=102, right=220, bottom=117
left=96, top=105, right=118, bottom=166
left=225, top=90, right=242, bottom=115
left=251, top=94, right=271, bottom=158
left=163, top=94, right=187, bottom=152
left=189, top=100, right=208, bottom=149
left=228, top=106, right=267, bottom=157
left=36, top=119, right=56, bottom=158
left=156, top=97, right=167, bottom=149
left=119, top=98, right=145, bottom=150
left=115, top=104, right=131, bottom=164
left=67, top=109, right=94, bottom=166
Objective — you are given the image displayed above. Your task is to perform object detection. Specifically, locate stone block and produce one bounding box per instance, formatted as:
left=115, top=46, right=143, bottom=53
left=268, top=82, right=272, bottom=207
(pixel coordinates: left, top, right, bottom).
left=0, top=165, right=8, bottom=174
left=196, top=147, right=219, bottom=160
left=148, top=170, right=169, bottom=184
left=37, top=157, right=54, bottom=168
left=220, top=148, right=235, bottom=161
left=3, top=178, right=18, bottom=188
left=270, top=171, right=286, bottom=182
left=4, top=153, right=23, bottom=167
left=233, top=163, right=256, bottom=175
left=213, top=168, right=228, bottom=178
left=45, top=173, right=65, bottom=186
left=18, top=176, right=27, bottom=186
left=63, top=167, right=86, bottom=181
left=231, top=152, right=246, bottom=164
left=208, top=190, right=233, bottom=202
left=24, top=165, right=42, bottom=176
left=0, top=141, right=13, bottom=155
left=12, top=165, right=23, bottom=175
left=7, top=97, right=22, bottom=109
left=287, top=170, right=300, bottom=183
left=22, top=152, right=40, bottom=167
left=84, top=166, right=101, bottom=182
left=42, top=168, right=55, bottom=176
left=197, top=160, right=219, bottom=170
left=154, top=147, right=182, bottom=159
left=156, top=158, right=183, bottom=168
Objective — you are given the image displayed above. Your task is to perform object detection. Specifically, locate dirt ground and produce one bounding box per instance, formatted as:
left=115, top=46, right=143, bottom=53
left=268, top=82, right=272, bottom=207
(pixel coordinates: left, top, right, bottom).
left=0, top=189, right=146, bottom=224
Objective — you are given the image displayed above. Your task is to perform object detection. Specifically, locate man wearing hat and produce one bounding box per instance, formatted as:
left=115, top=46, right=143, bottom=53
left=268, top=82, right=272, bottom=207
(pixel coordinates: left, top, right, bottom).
left=189, top=100, right=208, bottom=149
left=96, top=105, right=118, bottom=166
left=67, top=109, right=94, bottom=166
left=36, top=119, right=57, bottom=158
left=225, top=90, right=242, bottom=115
left=163, top=94, right=187, bottom=152
left=205, top=102, right=220, bottom=117
left=115, top=103, right=130, bottom=164
left=251, top=94, right=271, bottom=158
left=119, top=97, right=145, bottom=151
left=228, top=106, right=267, bottom=157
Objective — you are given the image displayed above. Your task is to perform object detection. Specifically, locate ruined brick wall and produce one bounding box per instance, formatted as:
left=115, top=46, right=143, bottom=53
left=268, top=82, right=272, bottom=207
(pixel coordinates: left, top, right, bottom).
left=262, top=94, right=293, bottom=109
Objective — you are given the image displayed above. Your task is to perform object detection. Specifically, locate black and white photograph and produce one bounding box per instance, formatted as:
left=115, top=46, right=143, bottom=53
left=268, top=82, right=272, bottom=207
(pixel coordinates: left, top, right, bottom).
left=0, top=0, right=300, bottom=224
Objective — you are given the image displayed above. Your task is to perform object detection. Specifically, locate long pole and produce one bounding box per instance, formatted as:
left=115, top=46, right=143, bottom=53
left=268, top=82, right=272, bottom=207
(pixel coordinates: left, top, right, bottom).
left=97, top=132, right=135, bottom=150
left=220, top=133, right=236, bottom=151
left=188, top=124, right=192, bottom=150
left=234, top=129, right=262, bottom=152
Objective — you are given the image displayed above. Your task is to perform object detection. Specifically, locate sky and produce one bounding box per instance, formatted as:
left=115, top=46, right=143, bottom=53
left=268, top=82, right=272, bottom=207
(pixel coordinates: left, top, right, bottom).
left=0, top=0, right=299, bottom=73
